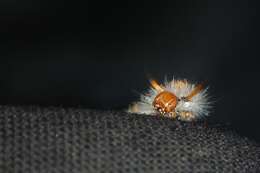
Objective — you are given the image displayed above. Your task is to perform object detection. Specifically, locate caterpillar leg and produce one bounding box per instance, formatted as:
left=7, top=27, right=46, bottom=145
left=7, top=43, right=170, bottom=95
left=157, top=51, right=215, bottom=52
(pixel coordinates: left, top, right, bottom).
left=178, top=111, right=195, bottom=121
left=168, top=112, right=178, bottom=119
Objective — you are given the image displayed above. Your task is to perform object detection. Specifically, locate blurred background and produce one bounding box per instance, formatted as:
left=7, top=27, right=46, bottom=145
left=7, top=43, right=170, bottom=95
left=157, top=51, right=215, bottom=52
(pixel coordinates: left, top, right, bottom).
left=0, top=0, right=259, bottom=141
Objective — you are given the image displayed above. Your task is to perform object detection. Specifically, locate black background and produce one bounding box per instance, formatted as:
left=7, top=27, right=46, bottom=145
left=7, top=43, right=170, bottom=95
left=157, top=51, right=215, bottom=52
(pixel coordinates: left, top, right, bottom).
left=0, top=0, right=259, bottom=141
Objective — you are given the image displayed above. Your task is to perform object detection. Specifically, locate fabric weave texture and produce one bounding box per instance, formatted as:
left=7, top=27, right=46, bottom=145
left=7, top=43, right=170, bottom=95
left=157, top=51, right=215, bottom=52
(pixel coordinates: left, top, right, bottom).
left=0, top=106, right=259, bottom=173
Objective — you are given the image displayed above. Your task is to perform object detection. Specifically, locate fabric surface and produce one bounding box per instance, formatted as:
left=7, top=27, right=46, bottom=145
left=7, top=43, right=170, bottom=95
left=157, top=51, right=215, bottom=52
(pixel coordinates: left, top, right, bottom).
left=0, top=106, right=259, bottom=173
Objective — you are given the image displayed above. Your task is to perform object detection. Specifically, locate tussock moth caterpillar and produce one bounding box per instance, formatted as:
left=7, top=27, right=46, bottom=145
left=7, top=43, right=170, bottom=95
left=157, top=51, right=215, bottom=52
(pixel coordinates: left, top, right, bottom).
left=128, top=77, right=212, bottom=121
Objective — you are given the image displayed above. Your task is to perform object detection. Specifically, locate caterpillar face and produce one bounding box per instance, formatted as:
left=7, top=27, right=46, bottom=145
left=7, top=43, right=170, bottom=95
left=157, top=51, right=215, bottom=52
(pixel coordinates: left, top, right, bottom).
left=152, top=91, right=178, bottom=115
left=128, top=77, right=212, bottom=121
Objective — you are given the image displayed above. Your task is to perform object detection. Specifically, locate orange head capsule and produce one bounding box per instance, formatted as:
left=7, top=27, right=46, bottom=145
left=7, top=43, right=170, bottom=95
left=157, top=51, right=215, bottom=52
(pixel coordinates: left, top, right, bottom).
left=152, top=91, right=178, bottom=115
left=150, top=79, right=178, bottom=115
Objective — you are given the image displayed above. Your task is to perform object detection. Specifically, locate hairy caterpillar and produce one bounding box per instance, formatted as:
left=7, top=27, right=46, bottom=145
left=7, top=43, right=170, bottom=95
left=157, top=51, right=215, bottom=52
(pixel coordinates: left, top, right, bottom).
left=128, top=77, right=212, bottom=121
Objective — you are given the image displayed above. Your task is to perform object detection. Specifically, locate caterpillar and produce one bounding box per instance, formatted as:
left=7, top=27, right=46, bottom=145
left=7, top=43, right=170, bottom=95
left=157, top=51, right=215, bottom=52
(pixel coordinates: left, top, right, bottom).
left=128, top=77, right=212, bottom=121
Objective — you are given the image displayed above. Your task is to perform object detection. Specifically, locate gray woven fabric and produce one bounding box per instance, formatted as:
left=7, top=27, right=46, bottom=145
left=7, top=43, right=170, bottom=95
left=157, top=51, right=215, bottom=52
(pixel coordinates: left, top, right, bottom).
left=0, top=106, right=259, bottom=173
